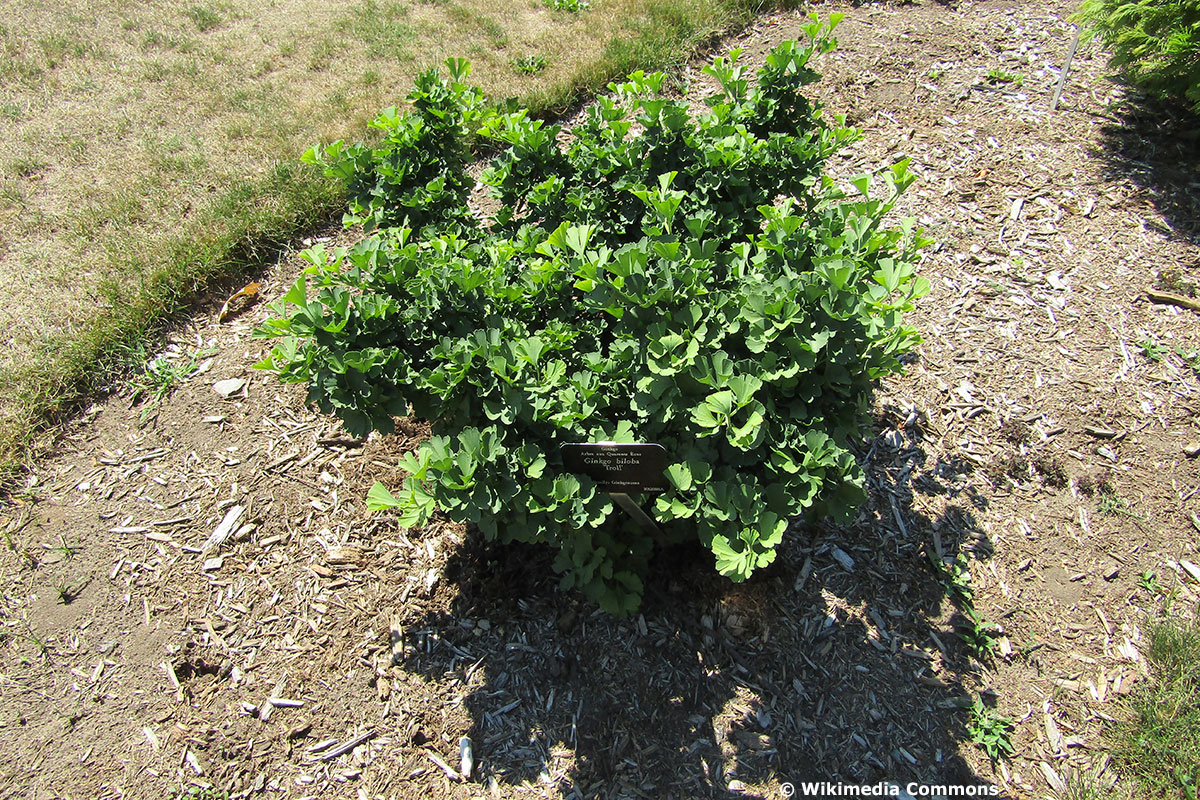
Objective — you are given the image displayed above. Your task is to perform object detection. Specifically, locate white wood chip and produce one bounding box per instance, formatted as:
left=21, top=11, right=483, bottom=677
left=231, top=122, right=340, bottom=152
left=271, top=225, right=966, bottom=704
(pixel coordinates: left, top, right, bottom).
left=1039, top=761, right=1066, bottom=794
left=201, top=505, right=244, bottom=554
left=1044, top=712, right=1064, bottom=754
left=213, top=378, right=246, bottom=398
left=830, top=546, right=855, bottom=571
left=459, top=736, right=474, bottom=780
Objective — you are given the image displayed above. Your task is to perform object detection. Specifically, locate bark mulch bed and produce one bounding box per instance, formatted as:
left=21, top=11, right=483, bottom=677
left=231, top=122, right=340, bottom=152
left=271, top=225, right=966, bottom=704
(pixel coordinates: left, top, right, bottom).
left=2, top=1, right=1198, bottom=797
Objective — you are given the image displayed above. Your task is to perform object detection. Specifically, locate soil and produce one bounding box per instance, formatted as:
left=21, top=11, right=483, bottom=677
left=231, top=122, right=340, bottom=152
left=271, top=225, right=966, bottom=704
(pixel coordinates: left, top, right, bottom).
left=2, top=1, right=1199, bottom=798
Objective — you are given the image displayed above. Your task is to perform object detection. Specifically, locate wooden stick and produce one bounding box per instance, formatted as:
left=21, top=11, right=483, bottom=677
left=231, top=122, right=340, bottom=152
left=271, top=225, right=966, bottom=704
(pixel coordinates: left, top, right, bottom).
left=313, top=730, right=375, bottom=761
left=1146, top=288, right=1200, bottom=312
left=426, top=750, right=461, bottom=781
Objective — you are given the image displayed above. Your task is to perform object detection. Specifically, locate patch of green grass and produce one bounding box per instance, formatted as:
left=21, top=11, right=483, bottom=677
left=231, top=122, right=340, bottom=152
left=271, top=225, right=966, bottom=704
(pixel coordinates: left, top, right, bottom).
left=38, top=33, right=99, bottom=66
left=1062, top=773, right=1131, bottom=800
left=0, top=162, right=342, bottom=471
left=1111, top=617, right=1200, bottom=799
left=525, top=0, right=777, bottom=114
left=338, top=0, right=414, bottom=59
left=307, top=39, right=339, bottom=72
left=444, top=5, right=508, bottom=50
left=184, top=5, right=224, bottom=33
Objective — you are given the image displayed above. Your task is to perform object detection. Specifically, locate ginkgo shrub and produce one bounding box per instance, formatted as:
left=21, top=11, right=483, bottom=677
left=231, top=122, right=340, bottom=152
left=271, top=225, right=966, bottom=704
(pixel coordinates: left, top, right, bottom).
left=255, top=17, right=930, bottom=614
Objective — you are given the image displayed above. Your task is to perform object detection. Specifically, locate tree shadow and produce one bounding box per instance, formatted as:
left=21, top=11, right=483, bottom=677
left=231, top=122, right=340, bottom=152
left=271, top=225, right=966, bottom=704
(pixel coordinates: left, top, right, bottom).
left=1096, top=93, right=1200, bottom=245
left=390, top=414, right=1007, bottom=798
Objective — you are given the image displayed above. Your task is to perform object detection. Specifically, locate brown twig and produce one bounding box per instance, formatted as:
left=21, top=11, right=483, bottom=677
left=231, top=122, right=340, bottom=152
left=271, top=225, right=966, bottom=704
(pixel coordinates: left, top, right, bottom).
left=1146, top=288, right=1200, bottom=312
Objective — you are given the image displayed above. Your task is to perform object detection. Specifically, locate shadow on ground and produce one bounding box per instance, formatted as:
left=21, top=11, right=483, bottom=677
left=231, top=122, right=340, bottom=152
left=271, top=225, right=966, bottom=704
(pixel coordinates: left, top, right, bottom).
left=387, top=406, right=1006, bottom=799
left=1098, top=93, right=1200, bottom=246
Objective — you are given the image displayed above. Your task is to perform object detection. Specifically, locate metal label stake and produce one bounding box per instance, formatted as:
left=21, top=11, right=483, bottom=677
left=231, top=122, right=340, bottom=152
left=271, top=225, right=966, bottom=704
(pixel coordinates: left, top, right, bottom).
left=610, top=492, right=667, bottom=546
left=561, top=442, right=670, bottom=546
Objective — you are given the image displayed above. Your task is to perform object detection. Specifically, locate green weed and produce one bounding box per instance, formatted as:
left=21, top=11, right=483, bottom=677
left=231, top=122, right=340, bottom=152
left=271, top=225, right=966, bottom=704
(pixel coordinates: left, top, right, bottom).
left=1139, top=338, right=1169, bottom=362
left=52, top=578, right=88, bottom=605
left=958, top=605, right=999, bottom=660
left=511, top=54, right=548, bottom=74
left=131, top=347, right=215, bottom=417
left=44, top=536, right=76, bottom=560
left=172, top=785, right=231, bottom=800
left=1138, top=570, right=1164, bottom=596
left=967, top=693, right=1014, bottom=761
left=14, top=618, right=51, bottom=659
left=1176, top=347, right=1200, bottom=377
left=932, top=553, right=975, bottom=603
left=547, top=0, right=590, bottom=9
left=1098, top=488, right=1145, bottom=520
left=985, top=67, right=1023, bottom=87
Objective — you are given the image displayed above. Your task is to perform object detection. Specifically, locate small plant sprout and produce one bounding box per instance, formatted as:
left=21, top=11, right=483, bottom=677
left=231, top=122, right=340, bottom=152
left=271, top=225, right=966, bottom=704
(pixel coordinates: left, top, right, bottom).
left=1138, top=570, right=1163, bottom=596
left=1139, top=338, right=1169, bottom=362
left=131, top=347, right=215, bottom=421
left=16, top=618, right=51, bottom=659
left=52, top=578, right=88, bottom=605
left=546, top=0, right=589, bottom=10
left=172, top=785, right=232, bottom=800
left=1098, top=488, right=1145, bottom=520
left=45, top=536, right=76, bottom=559
left=967, top=693, right=1015, bottom=761
left=984, top=67, right=1023, bottom=87
left=1176, top=347, right=1200, bottom=376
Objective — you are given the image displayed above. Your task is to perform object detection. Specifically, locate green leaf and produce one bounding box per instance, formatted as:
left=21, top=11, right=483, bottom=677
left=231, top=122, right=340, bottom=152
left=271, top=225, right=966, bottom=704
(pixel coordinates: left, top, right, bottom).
left=665, top=462, right=693, bottom=492
left=366, top=482, right=401, bottom=510
left=850, top=173, right=871, bottom=197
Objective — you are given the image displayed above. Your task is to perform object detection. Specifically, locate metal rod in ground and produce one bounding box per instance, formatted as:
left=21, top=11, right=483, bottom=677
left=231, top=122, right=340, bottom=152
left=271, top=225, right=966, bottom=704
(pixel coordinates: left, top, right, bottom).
left=1051, top=27, right=1082, bottom=111
left=610, top=493, right=666, bottom=546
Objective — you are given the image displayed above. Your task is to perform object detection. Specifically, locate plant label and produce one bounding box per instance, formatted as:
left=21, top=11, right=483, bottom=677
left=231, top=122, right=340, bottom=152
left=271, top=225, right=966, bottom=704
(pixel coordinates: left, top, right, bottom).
left=562, top=442, right=668, bottom=493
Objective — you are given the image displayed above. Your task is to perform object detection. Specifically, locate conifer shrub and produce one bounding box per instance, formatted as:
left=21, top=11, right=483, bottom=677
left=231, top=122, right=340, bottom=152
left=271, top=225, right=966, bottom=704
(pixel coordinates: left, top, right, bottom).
left=1075, top=0, right=1200, bottom=112
left=256, top=17, right=930, bottom=614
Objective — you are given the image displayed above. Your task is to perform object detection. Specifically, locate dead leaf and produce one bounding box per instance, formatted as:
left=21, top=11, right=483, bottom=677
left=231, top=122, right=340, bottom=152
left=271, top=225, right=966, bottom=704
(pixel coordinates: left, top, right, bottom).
left=217, top=282, right=261, bottom=322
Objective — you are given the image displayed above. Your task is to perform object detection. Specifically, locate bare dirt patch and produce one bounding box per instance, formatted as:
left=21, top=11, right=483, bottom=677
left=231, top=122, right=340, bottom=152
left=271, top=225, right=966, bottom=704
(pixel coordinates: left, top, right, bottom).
left=2, top=1, right=1199, bottom=798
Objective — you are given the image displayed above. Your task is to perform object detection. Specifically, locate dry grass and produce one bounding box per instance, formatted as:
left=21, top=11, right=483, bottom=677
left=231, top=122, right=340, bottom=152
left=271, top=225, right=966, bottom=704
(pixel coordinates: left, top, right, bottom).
left=0, top=0, right=768, bottom=467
